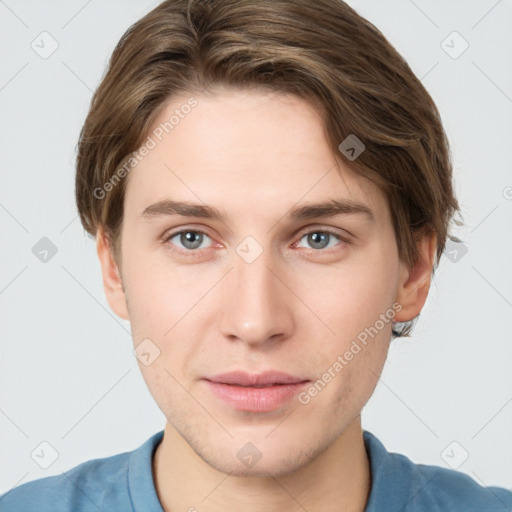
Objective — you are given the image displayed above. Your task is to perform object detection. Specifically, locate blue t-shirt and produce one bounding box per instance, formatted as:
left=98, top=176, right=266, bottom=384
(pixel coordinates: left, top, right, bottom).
left=0, top=430, right=510, bottom=511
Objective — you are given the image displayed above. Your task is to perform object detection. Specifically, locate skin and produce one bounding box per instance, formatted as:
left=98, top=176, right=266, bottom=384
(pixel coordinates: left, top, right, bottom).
left=96, top=87, right=436, bottom=512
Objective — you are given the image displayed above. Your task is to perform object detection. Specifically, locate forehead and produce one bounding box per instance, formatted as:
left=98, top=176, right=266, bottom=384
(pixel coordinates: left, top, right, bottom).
left=123, top=88, right=389, bottom=225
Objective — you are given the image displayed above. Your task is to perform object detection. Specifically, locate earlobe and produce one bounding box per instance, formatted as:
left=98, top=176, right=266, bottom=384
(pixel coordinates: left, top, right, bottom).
left=394, top=231, right=437, bottom=323
left=96, top=228, right=130, bottom=320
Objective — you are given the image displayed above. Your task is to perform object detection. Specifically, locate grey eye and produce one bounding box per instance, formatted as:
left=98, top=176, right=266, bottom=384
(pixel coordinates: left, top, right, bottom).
left=297, top=231, right=341, bottom=250
left=167, top=230, right=212, bottom=251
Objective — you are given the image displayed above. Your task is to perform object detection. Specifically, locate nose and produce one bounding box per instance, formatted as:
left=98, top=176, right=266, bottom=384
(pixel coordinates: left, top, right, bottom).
left=219, top=245, right=295, bottom=347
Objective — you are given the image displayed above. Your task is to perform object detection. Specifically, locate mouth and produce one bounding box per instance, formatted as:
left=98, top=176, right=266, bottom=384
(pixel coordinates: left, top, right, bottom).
left=204, top=370, right=309, bottom=387
left=202, top=371, right=310, bottom=412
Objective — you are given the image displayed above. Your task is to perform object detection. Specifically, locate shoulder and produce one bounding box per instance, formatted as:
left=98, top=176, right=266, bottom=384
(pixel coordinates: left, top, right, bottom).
left=363, top=430, right=512, bottom=511
left=0, top=437, right=149, bottom=512
left=393, top=450, right=512, bottom=511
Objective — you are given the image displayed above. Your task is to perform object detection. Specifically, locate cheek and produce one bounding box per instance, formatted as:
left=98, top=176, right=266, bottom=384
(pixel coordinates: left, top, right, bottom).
left=295, top=256, right=398, bottom=346
left=293, top=247, right=397, bottom=412
left=122, top=252, right=218, bottom=388
left=123, top=249, right=212, bottom=340
left=124, top=262, right=204, bottom=418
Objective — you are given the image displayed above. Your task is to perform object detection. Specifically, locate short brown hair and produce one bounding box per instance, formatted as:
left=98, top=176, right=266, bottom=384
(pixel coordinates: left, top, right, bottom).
left=75, top=0, right=461, bottom=336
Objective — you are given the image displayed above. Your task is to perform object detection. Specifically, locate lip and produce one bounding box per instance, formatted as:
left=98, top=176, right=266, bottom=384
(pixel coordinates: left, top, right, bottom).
left=202, top=371, right=310, bottom=412
left=204, top=370, right=308, bottom=386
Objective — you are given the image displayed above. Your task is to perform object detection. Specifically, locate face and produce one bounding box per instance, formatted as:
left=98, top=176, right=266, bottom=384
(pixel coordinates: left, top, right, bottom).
left=98, top=87, right=432, bottom=477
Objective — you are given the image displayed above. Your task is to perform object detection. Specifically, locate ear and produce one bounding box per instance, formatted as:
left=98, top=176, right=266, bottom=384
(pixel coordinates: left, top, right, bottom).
left=96, top=227, right=130, bottom=320
left=394, top=231, right=437, bottom=323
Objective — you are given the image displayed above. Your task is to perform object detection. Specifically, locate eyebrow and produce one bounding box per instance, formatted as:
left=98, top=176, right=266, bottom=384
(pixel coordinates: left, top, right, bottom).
left=141, top=198, right=374, bottom=223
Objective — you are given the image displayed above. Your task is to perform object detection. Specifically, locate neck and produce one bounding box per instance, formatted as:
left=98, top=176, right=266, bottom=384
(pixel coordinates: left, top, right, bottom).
left=152, top=416, right=371, bottom=512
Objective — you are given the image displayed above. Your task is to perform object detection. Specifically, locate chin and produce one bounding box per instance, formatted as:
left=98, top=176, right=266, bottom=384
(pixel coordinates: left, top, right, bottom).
left=189, top=428, right=329, bottom=479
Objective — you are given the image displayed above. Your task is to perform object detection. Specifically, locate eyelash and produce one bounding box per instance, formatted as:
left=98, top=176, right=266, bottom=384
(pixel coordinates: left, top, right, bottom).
left=161, top=227, right=350, bottom=257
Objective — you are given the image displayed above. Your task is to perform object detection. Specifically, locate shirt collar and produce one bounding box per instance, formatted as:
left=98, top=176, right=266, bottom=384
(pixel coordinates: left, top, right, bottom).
left=363, top=429, right=434, bottom=511
left=128, top=430, right=165, bottom=512
left=128, top=429, right=425, bottom=512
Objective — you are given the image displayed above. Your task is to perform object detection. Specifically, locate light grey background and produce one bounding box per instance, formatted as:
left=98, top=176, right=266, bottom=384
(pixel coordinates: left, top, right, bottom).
left=1, top=0, right=511, bottom=495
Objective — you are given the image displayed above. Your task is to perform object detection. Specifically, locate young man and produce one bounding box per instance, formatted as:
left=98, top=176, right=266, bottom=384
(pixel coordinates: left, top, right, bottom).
left=1, top=0, right=510, bottom=511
